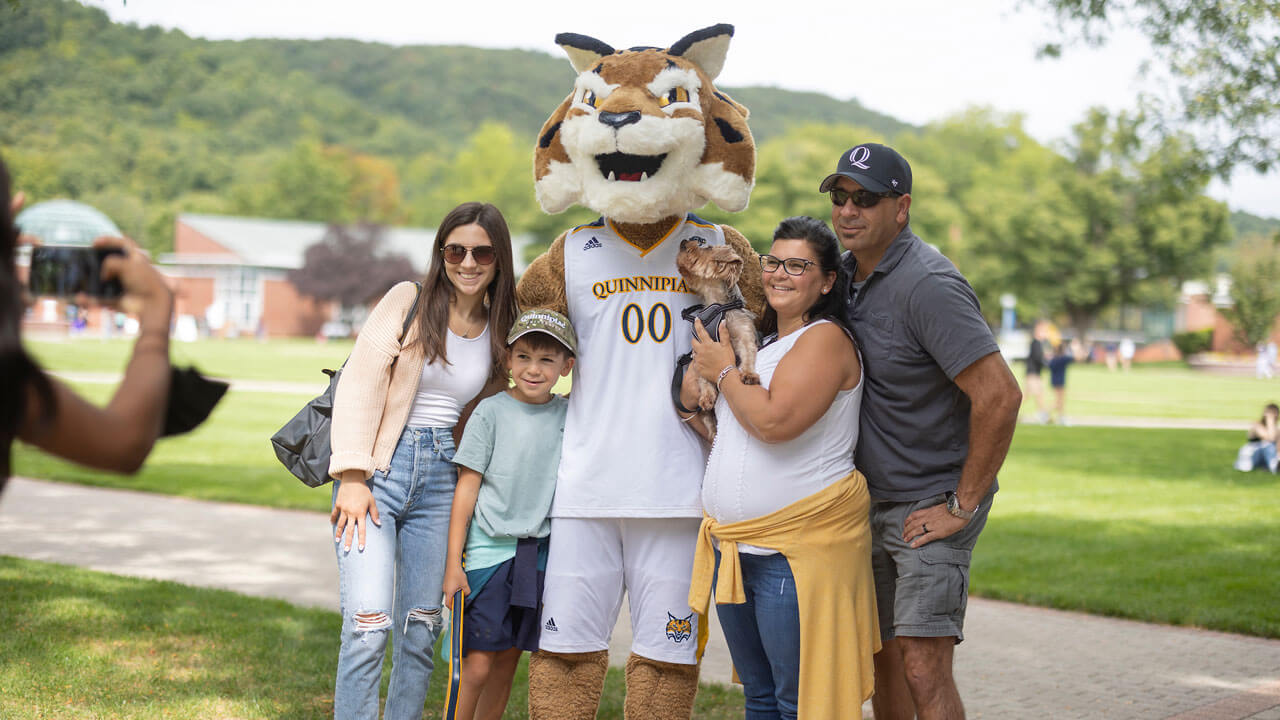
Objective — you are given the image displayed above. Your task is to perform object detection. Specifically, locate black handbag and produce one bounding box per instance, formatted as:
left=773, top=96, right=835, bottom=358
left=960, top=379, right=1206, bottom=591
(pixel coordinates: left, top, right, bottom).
left=270, top=283, right=421, bottom=487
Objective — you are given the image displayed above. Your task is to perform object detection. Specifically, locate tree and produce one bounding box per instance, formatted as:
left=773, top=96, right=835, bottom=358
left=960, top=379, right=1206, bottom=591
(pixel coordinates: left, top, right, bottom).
left=697, top=123, right=888, bottom=252
left=288, top=224, right=416, bottom=329
left=1222, top=234, right=1280, bottom=347
left=1030, top=0, right=1280, bottom=175
left=939, top=108, right=1229, bottom=339
left=242, top=140, right=405, bottom=225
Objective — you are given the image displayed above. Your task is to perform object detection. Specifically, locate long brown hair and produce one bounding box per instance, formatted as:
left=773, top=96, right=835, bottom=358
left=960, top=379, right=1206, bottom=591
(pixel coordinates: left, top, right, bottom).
left=416, top=202, right=518, bottom=382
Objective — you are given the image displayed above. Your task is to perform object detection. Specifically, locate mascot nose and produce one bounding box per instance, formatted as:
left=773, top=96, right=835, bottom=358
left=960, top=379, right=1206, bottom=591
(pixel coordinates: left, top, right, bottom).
left=598, top=111, right=641, bottom=129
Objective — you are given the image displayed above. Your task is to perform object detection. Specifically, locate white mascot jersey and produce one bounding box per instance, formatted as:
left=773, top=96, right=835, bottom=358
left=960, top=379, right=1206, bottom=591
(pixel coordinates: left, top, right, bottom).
left=554, top=214, right=726, bottom=518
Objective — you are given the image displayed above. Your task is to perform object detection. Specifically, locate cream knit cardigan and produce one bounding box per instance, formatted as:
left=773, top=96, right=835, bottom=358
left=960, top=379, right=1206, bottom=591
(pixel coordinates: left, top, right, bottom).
left=328, top=281, right=428, bottom=481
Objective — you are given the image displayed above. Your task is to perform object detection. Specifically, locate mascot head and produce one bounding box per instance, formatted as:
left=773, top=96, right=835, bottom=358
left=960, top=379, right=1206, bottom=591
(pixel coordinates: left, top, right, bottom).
left=534, top=24, right=755, bottom=224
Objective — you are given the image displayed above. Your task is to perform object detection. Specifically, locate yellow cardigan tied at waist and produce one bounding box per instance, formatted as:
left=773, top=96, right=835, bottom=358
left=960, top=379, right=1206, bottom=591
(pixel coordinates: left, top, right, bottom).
left=689, top=471, right=880, bottom=719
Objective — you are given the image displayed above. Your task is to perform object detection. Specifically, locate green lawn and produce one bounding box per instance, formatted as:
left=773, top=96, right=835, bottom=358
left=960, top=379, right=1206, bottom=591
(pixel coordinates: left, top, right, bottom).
left=0, top=557, right=742, bottom=720
left=26, top=336, right=1279, bottom=421
left=979, top=425, right=1280, bottom=638
left=13, top=383, right=331, bottom=512
left=25, top=336, right=354, bottom=384
left=1016, top=362, right=1273, bottom=421
left=11, top=339, right=1280, bottom=642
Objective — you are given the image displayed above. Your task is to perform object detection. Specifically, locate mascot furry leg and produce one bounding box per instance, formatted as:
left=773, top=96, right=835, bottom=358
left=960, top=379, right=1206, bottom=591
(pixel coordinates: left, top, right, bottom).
left=528, top=650, right=609, bottom=720
left=624, top=654, right=700, bottom=720
left=518, top=24, right=762, bottom=720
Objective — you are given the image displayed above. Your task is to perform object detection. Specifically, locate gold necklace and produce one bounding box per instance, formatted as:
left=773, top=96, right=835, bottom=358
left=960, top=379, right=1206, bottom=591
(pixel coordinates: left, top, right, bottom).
left=453, top=311, right=484, bottom=338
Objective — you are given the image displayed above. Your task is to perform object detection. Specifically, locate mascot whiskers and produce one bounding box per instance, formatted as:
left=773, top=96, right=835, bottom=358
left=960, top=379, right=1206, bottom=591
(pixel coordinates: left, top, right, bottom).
left=516, top=24, right=763, bottom=720
left=675, top=237, right=759, bottom=437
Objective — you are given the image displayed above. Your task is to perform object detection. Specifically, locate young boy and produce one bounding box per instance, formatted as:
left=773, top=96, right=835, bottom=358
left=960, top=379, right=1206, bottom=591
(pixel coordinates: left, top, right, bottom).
left=443, top=309, right=577, bottom=720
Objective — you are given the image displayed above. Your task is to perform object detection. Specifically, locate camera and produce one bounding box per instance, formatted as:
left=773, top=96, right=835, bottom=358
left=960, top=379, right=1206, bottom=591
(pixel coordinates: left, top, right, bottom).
left=26, top=245, right=125, bottom=300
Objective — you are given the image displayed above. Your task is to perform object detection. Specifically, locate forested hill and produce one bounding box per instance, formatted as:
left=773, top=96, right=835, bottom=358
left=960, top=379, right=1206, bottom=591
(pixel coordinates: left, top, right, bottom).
left=253, top=39, right=912, bottom=146
left=0, top=0, right=908, bottom=252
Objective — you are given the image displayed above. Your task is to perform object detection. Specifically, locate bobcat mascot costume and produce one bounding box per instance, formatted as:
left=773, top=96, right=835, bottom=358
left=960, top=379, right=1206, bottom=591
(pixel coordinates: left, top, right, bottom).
left=516, top=24, right=764, bottom=720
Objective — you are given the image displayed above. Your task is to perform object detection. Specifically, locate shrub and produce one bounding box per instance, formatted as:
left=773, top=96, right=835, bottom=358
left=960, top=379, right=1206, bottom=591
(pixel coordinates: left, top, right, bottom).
left=1172, top=328, right=1213, bottom=357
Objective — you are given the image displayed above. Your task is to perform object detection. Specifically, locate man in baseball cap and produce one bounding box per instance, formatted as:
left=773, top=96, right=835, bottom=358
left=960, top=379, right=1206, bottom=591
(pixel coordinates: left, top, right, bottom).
left=826, top=143, right=1021, bottom=720
left=818, top=142, right=912, bottom=196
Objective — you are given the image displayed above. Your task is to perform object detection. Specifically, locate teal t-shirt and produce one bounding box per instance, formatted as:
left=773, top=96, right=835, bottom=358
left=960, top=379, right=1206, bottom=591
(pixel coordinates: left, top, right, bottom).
left=452, top=391, right=567, bottom=572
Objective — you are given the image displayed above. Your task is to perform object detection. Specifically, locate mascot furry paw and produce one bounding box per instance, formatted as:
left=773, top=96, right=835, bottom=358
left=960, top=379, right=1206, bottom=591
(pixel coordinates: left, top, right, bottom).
left=517, top=24, right=762, bottom=720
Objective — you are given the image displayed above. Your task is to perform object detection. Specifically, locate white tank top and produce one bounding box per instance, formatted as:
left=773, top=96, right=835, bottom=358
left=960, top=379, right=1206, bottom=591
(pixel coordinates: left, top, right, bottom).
left=702, top=320, right=862, bottom=552
left=406, top=325, right=492, bottom=428
left=555, top=214, right=725, bottom=517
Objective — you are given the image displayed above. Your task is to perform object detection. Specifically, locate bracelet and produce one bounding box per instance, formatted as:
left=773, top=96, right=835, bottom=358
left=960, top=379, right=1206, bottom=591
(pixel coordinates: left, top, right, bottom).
left=678, top=410, right=698, bottom=423
left=716, top=365, right=737, bottom=391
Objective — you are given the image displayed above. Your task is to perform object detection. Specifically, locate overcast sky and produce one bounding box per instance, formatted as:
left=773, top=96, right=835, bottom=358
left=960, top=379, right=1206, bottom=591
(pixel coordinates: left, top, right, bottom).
left=87, top=0, right=1278, bottom=219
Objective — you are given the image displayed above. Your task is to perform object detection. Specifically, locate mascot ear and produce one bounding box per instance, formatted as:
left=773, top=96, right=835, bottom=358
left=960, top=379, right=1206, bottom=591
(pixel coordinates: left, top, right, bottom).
left=555, top=32, right=616, bottom=73
left=668, top=24, right=734, bottom=80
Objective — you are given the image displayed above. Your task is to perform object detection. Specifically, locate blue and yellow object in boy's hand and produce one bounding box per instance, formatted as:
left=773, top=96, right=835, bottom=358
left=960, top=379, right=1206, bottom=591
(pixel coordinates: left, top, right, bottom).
left=444, top=589, right=464, bottom=720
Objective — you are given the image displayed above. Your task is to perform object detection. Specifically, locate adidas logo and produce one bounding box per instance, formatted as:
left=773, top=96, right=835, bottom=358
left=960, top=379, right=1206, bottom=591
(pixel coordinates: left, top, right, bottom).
left=544, top=618, right=558, bottom=632
left=583, top=237, right=602, bottom=251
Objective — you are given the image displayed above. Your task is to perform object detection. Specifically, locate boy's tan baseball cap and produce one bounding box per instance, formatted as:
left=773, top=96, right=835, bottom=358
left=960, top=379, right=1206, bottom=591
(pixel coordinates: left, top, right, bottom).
left=506, top=309, right=578, bottom=354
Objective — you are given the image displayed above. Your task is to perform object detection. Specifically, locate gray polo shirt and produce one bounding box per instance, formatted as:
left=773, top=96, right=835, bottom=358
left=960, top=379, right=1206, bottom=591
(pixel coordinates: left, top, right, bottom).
left=842, top=225, right=1001, bottom=502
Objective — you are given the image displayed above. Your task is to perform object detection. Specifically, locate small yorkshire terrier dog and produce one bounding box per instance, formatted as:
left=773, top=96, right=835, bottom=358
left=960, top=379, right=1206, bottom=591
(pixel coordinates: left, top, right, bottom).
left=675, top=237, right=759, bottom=435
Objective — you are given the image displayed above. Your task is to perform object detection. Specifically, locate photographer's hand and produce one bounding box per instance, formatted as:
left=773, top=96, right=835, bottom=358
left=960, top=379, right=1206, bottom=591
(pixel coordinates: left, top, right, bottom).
left=93, top=236, right=173, bottom=331
left=19, top=235, right=173, bottom=473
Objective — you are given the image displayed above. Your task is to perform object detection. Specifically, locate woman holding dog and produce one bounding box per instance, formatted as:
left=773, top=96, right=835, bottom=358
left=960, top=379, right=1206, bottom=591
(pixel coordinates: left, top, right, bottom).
left=327, top=201, right=518, bottom=720
left=684, top=215, right=878, bottom=720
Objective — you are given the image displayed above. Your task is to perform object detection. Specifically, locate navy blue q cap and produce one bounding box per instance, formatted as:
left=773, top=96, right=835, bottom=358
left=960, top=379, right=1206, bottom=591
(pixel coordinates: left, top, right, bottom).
left=818, top=143, right=912, bottom=195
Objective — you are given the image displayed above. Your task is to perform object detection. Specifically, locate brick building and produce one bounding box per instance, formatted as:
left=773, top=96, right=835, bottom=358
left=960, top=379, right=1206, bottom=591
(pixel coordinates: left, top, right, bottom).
left=163, top=214, right=527, bottom=338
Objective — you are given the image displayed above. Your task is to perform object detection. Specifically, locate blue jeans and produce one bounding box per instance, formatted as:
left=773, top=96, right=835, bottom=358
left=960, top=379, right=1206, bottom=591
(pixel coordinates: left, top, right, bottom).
left=1253, top=442, right=1278, bottom=472
left=713, top=548, right=801, bottom=720
left=332, top=426, right=456, bottom=720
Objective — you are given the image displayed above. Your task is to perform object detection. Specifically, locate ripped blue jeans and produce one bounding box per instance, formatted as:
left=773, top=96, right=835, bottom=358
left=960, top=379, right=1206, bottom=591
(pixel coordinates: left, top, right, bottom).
left=333, top=426, right=456, bottom=720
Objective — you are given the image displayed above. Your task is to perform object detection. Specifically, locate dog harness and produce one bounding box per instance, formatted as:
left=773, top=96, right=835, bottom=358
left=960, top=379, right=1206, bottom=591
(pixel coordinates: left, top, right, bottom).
left=671, top=299, right=747, bottom=414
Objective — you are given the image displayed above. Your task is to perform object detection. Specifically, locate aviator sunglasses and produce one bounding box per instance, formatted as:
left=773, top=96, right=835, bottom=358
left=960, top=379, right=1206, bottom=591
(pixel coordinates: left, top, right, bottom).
left=760, top=254, right=817, bottom=276
left=829, top=187, right=895, bottom=209
left=441, top=244, right=497, bottom=265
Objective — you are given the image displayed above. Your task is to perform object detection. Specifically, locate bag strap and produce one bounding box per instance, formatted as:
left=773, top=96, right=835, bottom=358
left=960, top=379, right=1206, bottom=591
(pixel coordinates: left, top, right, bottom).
left=399, top=282, right=423, bottom=344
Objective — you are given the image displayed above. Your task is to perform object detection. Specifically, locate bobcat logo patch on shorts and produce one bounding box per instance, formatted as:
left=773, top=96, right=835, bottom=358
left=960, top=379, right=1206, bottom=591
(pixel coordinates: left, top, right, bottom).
left=665, top=612, right=693, bottom=643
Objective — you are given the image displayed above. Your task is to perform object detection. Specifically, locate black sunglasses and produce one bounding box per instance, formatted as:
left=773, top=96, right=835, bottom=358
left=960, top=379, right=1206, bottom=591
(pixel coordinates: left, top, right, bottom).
left=829, top=187, right=894, bottom=209
left=760, top=254, right=817, bottom=276
left=441, top=244, right=497, bottom=265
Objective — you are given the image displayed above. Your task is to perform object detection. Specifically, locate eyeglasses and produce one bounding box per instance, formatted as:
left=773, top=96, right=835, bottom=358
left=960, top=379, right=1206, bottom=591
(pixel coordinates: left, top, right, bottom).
left=441, top=244, right=497, bottom=265
left=760, top=254, right=817, bottom=276
left=829, top=188, right=894, bottom=209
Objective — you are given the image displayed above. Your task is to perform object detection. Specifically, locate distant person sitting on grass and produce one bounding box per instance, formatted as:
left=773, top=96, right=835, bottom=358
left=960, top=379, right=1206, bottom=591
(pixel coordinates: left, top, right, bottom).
left=1234, top=403, right=1278, bottom=474
left=0, top=154, right=173, bottom=490
left=442, top=309, right=576, bottom=720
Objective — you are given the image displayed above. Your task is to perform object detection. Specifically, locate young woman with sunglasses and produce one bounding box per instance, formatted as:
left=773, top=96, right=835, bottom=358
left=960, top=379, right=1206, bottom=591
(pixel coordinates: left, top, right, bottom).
left=326, top=201, right=518, bottom=720
left=683, top=216, right=878, bottom=719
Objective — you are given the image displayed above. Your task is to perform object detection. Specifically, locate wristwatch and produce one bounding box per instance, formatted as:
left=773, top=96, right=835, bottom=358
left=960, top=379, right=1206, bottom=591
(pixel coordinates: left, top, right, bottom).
left=945, top=491, right=975, bottom=521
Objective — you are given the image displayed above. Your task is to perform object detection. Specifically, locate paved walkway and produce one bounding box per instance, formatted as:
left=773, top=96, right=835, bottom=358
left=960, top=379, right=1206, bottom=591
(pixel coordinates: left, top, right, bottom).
left=3, top=477, right=1279, bottom=719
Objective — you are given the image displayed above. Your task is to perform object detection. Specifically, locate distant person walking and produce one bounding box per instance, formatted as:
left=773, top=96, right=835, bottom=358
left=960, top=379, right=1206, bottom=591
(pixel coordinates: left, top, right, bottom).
left=1118, top=337, right=1135, bottom=372
left=1048, top=340, right=1076, bottom=426
left=1025, top=323, right=1050, bottom=423
left=1257, top=343, right=1275, bottom=380
left=1234, top=403, right=1279, bottom=473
